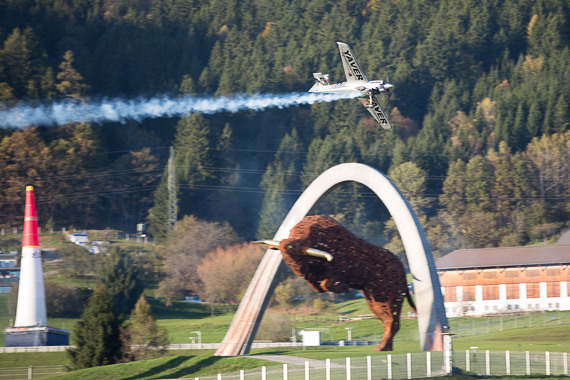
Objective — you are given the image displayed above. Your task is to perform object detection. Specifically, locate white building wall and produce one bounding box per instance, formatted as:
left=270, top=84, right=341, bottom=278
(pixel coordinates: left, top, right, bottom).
left=443, top=281, right=570, bottom=317
left=474, top=285, right=483, bottom=315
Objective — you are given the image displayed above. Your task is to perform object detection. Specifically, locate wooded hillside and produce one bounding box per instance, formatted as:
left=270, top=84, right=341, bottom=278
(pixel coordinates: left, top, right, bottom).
left=0, top=0, right=569, bottom=258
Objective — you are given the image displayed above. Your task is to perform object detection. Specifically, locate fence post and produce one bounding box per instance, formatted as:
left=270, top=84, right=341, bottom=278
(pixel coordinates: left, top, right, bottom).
left=240, top=369, right=245, bottom=380
left=526, top=351, right=531, bottom=375
left=217, top=374, right=221, bottom=380
left=546, top=351, right=550, bottom=376
left=564, top=352, right=568, bottom=375
left=28, top=366, right=33, bottom=380
left=387, top=354, right=392, bottom=380
left=326, top=359, right=330, bottom=380
left=443, top=333, right=452, bottom=375
left=407, top=353, right=411, bottom=379
left=367, top=355, right=372, bottom=380
left=346, top=357, right=351, bottom=380
left=466, top=350, right=470, bottom=372
left=305, top=361, right=309, bottom=380
left=506, top=350, right=510, bottom=375
left=485, top=350, right=490, bottom=376
left=262, top=366, right=267, bottom=380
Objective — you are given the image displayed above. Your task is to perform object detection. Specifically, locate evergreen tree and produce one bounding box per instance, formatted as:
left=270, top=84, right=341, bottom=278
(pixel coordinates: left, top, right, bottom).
left=465, top=155, right=494, bottom=212
left=0, top=27, right=46, bottom=98
left=67, top=286, right=123, bottom=369
left=147, top=166, right=170, bottom=241
left=553, top=94, right=568, bottom=132
left=256, top=165, right=287, bottom=239
left=257, top=130, right=304, bottom=239
left=98, top=247, right=144, bottom=317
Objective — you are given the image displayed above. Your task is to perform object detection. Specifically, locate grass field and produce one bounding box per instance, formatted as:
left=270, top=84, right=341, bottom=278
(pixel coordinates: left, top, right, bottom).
left=1, top=297, right=570, bottom=379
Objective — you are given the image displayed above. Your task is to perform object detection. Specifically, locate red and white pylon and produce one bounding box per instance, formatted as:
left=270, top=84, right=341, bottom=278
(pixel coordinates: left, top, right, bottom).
left=14, top=186, right=47, bottom=327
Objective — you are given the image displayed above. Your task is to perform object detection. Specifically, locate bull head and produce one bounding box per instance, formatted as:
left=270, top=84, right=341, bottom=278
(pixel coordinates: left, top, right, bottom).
left=254, top=239, right=334, bottom=262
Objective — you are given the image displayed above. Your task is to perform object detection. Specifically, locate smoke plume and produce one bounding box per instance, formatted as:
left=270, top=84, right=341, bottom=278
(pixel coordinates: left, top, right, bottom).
left=0, top=92, right=359, bottom=128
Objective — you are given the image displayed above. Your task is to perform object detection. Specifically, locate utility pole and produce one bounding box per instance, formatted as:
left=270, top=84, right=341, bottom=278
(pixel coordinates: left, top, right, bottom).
left=167, top=146, right=177, bottom=233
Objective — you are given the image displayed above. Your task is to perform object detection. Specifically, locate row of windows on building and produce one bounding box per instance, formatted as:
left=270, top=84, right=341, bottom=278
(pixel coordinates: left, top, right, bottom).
left=443, top=282, right=569, bottom=302
left=438, top=267, right=570, bottom=288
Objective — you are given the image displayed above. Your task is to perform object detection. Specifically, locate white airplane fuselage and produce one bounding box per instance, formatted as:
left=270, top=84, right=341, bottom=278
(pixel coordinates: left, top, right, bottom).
left=309, top=80, right=393, bottom=98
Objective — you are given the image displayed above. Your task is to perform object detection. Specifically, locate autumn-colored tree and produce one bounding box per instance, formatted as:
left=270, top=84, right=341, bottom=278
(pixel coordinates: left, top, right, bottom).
left=157, top=215, right=240, bottom=305
left=196, top=242, right=264, bottom=307
left=0, top=127, right=52, bottom=227
left=525, top=131, right=570, bottom=200
left=56, top=50, right=90, bottom=99
left=121, top=295, right=170, bottom=361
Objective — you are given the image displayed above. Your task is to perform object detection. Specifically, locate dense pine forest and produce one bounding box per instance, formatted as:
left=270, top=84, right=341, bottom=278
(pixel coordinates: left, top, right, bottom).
left=0, top=0, right=569, bottom=258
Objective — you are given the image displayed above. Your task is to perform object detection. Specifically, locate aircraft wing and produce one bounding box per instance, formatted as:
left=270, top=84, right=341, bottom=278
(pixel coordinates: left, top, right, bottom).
left=337, top=42, right=368, bottom=83
left=358, top=95, right=392, bottom=129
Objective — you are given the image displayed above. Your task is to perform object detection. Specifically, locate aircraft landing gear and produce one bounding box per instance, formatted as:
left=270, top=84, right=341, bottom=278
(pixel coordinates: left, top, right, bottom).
left=364, top=93, right=375, bottom=108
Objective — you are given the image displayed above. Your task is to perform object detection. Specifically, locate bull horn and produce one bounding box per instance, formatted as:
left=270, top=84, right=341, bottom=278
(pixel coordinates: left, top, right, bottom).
left=305, top=248, right=333, bottom=262
left=253, top=240, right=280, bottom=248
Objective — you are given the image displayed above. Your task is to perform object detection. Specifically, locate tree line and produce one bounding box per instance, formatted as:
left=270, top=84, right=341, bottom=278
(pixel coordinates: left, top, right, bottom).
left=0, top=0, right=568, bottom=253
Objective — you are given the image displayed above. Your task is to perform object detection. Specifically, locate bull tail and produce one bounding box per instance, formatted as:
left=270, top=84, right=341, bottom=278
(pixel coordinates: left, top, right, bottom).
left=405, top=286, right=417, bottom=314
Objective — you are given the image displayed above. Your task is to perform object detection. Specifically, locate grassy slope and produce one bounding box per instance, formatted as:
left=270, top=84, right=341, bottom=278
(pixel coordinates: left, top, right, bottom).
left=1, top=298, right=569, bottom=380
left=43, top=352, right=270, bottom=380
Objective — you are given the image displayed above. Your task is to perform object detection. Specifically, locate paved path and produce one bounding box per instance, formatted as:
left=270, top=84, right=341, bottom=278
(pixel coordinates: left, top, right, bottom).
left=558, top=229, right=570, bottom=245
left=251, top=355, right=345, bottom=369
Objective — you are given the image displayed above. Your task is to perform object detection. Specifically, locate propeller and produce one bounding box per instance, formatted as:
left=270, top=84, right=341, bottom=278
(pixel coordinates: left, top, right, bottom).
left=385, top=74, right=394, bottom=101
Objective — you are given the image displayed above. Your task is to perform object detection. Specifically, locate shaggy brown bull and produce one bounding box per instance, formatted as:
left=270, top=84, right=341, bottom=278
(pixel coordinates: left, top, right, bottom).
left=258, top=215, right=416, bottom=351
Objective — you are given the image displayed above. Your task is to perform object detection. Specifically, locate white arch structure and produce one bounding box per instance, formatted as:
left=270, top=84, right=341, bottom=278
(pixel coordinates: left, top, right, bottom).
left=215, top=163, right=449, bottom=356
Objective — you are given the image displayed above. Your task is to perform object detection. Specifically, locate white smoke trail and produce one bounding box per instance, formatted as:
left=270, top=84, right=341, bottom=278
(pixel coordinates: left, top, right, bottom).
left=0, top=92, right=360, bottom=128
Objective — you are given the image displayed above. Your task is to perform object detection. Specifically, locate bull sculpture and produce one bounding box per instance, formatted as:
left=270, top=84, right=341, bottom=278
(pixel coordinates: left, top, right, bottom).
left=257, top=215, right=415, bottom=351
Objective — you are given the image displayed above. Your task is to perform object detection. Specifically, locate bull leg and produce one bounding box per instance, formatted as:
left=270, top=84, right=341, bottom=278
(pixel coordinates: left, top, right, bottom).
left=372, top=304, right=394, bottom=351
left=378, top=297, right=405, bottom=351
left=364, top=293, right=404, bottom=351
left=363, top=294, right=392, bottom=351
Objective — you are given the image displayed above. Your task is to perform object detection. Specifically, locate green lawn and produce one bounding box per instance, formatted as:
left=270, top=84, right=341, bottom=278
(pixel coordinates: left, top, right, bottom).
left=0, top=352, right=69, bottom=368
left=42, top=351, right=269, bottom=380
left=2, top=291, right=570, bottom=379
left=1, top=318, right=570, bottom=379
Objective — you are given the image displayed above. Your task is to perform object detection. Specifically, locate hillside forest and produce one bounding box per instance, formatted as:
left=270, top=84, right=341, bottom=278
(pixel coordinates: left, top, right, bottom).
left=0, top=0, right=569, bottom=262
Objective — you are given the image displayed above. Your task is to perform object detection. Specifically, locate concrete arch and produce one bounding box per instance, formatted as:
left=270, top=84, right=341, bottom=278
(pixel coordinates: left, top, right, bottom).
left=215, top=163, right=448, bottom=356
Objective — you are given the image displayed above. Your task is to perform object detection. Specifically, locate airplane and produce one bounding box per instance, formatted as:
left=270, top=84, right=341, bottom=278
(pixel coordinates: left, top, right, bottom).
left=309, top=42, right=394, bottom=129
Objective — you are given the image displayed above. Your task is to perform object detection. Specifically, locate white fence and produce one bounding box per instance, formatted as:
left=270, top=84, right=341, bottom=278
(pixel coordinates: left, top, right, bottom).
left=0, top=350, right=568, bottom=379
left=0, top=365, right=66, bottom=380
left=0, top=342, right=305, bottom=354
left=191, top=350, right=568, bottom=380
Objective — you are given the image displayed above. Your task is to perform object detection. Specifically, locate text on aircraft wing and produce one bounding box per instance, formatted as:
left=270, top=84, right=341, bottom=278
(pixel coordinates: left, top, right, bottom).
left=337, top=42, right=368, bottom=83
left=358, top=95, right=392, bottom=129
